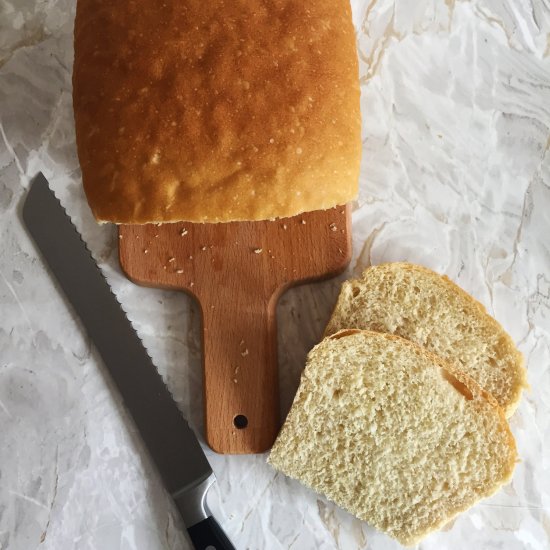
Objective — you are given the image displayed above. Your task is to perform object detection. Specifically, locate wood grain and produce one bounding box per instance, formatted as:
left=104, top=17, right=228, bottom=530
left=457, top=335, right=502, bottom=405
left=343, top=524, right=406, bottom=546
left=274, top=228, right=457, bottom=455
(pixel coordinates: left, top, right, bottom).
left=118, top=205, right=351, bottom=454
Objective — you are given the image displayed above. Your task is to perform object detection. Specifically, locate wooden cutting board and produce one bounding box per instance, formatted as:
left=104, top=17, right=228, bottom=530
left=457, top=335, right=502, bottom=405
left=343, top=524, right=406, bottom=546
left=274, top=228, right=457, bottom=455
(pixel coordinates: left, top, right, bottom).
left=118, top=205, right=351, bottom=454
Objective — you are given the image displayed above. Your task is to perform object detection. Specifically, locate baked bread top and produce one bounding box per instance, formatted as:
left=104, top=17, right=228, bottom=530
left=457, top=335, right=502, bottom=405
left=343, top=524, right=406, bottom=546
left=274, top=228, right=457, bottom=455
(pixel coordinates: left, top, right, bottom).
left=73, top=0, right=361, bottom=223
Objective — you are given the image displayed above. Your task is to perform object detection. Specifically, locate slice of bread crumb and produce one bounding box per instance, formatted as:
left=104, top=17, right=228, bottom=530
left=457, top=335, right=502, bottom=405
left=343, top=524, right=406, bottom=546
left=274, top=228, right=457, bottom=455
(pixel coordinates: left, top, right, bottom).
left=325, top=262, right=527, bottom=416
left=268, top=330, right=517, bottom=546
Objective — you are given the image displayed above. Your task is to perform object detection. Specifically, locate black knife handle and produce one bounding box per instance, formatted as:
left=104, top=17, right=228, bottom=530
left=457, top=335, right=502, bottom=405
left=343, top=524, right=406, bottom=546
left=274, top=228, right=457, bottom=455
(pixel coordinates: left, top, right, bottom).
left=187, top=516, right=235, bottom=550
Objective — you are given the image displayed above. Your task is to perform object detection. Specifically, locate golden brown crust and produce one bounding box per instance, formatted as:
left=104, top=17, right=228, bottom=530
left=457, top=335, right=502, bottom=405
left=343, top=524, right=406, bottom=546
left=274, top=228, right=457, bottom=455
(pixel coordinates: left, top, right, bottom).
left=73, top=0, right=361, bottom=223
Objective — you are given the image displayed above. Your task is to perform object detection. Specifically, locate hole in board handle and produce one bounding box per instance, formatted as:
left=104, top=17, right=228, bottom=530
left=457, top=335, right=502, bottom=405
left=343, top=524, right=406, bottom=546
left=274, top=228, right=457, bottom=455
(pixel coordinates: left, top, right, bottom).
left=233, top=414, right=248, bottom=429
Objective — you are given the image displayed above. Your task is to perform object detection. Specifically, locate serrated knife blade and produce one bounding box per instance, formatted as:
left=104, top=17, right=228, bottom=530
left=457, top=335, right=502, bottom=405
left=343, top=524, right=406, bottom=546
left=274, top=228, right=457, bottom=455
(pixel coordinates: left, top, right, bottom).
left=22, top=173, right=235, bottom=550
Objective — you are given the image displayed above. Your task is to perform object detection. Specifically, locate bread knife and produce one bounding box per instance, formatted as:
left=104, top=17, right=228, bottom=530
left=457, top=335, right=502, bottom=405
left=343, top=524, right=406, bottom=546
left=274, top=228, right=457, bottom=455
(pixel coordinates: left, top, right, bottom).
left=22, top=173, right=235, bottom=550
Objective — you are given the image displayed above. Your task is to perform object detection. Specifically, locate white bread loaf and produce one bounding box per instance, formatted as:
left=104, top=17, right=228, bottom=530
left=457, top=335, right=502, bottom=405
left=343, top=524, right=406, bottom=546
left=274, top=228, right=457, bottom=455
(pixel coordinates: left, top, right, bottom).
left=73, top=0, right=361, bottom=223
left=325, top=263, right=526, bottom=416
left=268, top=330, right=517, bottom=546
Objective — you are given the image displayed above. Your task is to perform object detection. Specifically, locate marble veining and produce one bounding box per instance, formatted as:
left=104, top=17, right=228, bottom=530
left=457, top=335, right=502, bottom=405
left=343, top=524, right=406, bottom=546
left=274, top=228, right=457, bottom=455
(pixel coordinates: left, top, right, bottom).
left=1, top=1, right=549, bottom=549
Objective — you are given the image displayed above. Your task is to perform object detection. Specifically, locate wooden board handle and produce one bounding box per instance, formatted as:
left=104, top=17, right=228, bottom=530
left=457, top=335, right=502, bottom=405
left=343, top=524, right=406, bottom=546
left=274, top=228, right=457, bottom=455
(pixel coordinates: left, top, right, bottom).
left=201, top=290, right=279, bottom=454
left=118, top=206, right=352, bottom=454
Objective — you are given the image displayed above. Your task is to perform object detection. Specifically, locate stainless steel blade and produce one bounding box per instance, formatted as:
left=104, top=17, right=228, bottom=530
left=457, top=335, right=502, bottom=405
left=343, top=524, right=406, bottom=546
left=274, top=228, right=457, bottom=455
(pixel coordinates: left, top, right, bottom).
left=22, top=173, right=212, bottom=500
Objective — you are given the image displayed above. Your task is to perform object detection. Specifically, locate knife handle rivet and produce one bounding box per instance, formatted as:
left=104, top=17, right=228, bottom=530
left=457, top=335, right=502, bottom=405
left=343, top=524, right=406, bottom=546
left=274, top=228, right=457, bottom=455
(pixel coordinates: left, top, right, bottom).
left=233, top=414, right=248, bottom=429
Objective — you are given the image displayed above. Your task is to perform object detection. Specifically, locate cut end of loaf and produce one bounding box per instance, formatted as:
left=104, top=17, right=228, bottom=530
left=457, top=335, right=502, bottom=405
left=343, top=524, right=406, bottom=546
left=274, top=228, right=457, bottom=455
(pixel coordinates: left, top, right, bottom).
left=268, top=330, right=517, bottom=546
left=324, top=262, right=527, bottom=416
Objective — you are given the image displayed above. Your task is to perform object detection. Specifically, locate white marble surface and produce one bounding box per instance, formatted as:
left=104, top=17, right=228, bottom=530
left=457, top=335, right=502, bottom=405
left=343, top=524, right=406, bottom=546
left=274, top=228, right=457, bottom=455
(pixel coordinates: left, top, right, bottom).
left=1, top=1, right=549, bottom=548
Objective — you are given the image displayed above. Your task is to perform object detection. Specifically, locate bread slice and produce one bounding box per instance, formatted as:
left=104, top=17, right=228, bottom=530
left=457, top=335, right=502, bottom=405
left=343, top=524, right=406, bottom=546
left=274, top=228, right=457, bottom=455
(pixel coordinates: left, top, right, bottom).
left=268, top=330, right=517, bottom=546
left=325, top=263, right=526, bottom=417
